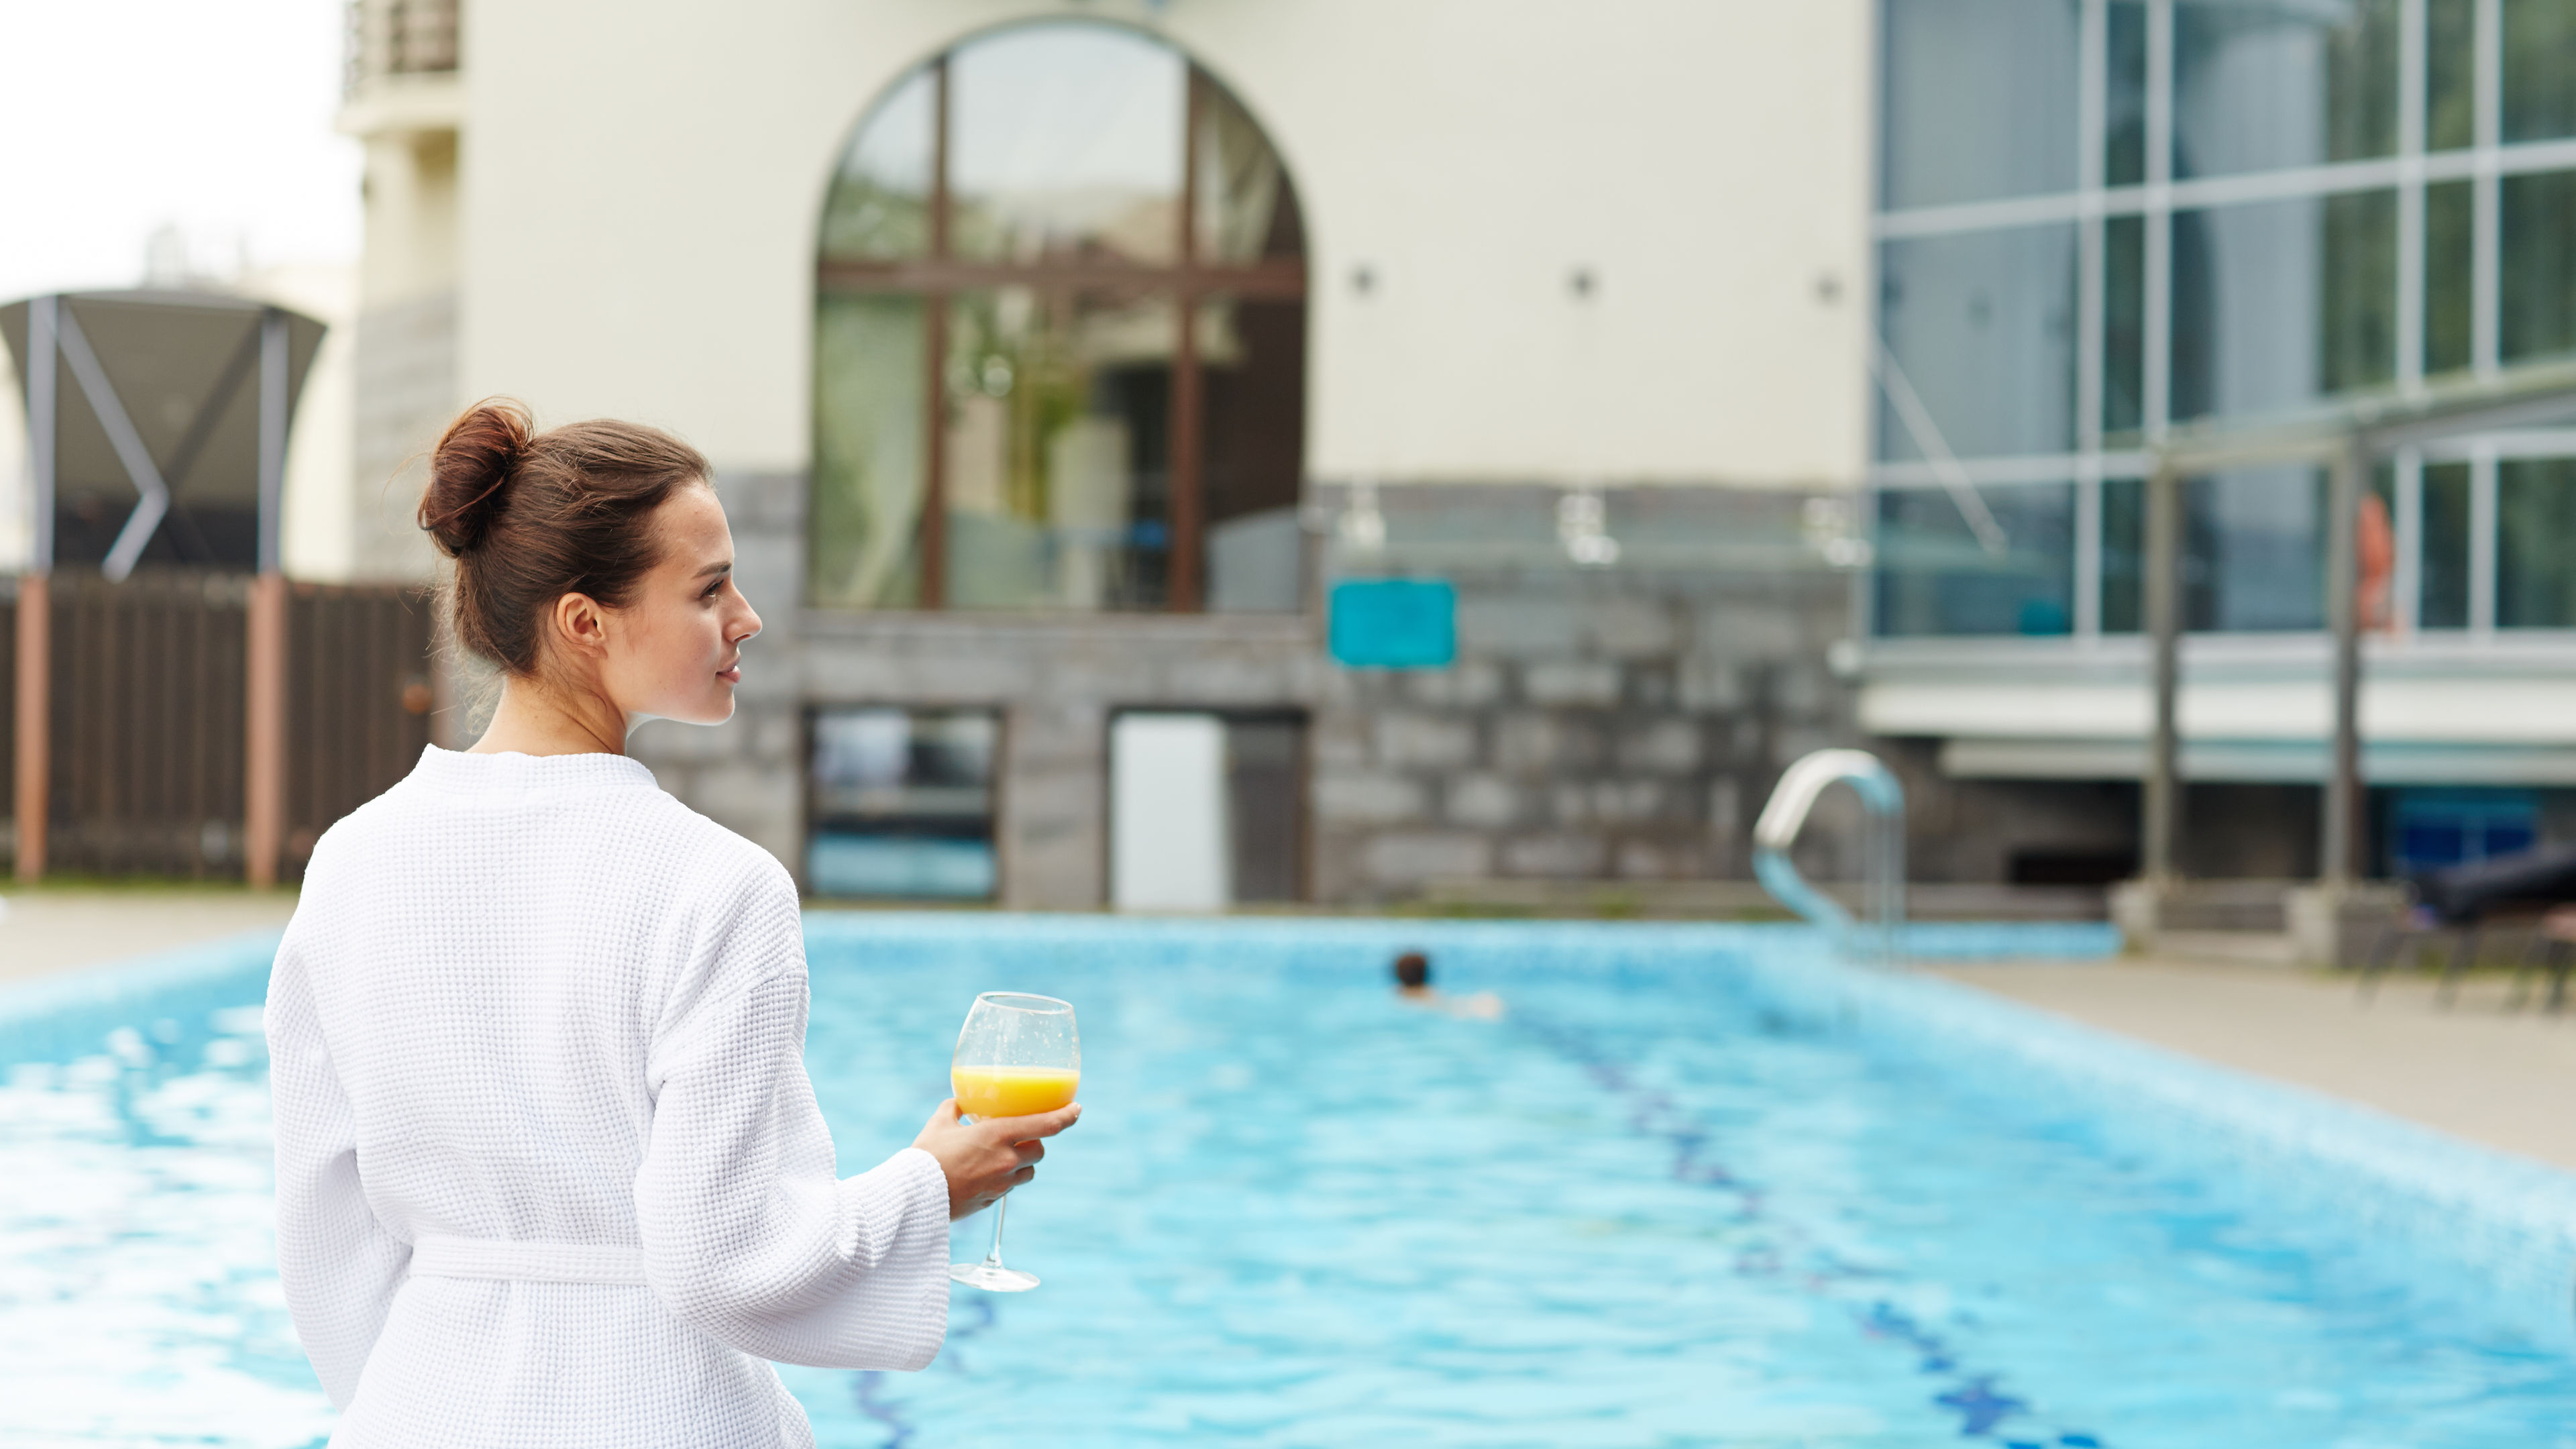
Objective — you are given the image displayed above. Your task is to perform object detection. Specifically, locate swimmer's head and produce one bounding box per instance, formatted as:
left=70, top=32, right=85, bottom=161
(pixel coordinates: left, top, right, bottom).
left=1393, top=951, right=1430, bottom=989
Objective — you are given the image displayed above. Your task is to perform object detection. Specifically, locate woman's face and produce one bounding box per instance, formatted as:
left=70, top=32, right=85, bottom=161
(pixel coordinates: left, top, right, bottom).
left=595, top=482, right=762, bottom=727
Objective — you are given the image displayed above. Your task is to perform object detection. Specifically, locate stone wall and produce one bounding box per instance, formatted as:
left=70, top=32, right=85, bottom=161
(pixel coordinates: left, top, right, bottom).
left=631, top=472, right=2139, bottom=908
left=347, top=288, right=454, bottom=582
left=1307, top=551, right=1858, bottom=903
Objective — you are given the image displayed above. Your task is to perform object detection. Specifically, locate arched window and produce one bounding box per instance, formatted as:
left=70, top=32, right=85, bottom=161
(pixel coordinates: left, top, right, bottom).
left=812, top=21, right=1307, bottom=614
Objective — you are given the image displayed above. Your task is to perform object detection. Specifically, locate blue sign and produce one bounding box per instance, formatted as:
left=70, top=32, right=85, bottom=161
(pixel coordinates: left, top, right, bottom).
left=1328, top=579, right=1456, bottom=669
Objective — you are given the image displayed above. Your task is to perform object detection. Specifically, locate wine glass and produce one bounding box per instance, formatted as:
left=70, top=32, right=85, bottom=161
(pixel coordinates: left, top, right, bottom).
left=948, top=991, right=1080, bottom=1292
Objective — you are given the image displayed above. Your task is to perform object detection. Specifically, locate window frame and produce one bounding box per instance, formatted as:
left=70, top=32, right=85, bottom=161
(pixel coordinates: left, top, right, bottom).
left=818, top=52, right=1309, bottom=613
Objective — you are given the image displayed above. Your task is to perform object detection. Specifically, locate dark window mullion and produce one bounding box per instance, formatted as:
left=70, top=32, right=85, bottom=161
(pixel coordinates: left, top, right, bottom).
left=1170, top=68, right=1206, bottom=612
left=923, top=56, right=952, bottom=610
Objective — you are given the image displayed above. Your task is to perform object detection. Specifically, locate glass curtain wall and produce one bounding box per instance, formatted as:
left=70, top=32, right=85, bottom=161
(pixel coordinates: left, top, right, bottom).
left=812, top=21, right=1309, bottom=614
left=1873, top=0, right=2576, bottom=639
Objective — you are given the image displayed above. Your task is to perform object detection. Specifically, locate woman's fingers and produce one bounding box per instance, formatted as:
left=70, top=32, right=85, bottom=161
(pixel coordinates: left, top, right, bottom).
left=1013, top=1139, right=1046, bottom=1167
left=983, top=1103, right=1082, bottom=1142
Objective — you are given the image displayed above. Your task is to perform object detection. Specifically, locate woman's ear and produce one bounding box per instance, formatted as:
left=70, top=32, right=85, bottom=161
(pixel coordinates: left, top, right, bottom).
left=551, top=592, right=610, bottom=660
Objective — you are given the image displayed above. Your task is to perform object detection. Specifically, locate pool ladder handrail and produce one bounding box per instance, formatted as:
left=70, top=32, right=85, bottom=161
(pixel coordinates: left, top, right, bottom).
left=1752, top=748, right=1907, bottom=963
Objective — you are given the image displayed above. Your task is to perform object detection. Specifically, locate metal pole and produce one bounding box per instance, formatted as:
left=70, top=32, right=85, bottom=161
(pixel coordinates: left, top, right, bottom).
left=27, top=296, right=54, bottom=571
left=2322, top=434, right=2367, bottom=887
left=245, top=309, right=292, bottom=888
left=2142, top=462, right=2184, bottom=882
left=257, top=309, right=288, bottom=574
left=15, top=297, right=56, bottom=882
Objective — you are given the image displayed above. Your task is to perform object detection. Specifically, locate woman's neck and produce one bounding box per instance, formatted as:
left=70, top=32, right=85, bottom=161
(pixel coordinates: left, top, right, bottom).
left=470, top=676, right=629, bottom=757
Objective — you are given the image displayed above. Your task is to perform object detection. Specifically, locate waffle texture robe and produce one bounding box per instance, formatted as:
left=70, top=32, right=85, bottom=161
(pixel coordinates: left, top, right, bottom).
left=266, top=746, right=951, bottom=1447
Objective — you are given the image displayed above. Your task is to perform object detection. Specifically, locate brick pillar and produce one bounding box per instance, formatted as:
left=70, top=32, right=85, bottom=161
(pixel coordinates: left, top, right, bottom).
left=12, top=574, right=46, bottom=882
left=244, top=572, right=288, bottom=888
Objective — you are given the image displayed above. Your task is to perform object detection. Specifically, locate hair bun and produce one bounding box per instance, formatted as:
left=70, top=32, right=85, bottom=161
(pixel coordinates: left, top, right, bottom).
left=420, top=399, right=535, bottom=555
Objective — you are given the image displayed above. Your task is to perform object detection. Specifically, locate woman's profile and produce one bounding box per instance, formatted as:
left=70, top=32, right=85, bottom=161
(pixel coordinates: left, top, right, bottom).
left=264, top=400, right=1077, bottom=1446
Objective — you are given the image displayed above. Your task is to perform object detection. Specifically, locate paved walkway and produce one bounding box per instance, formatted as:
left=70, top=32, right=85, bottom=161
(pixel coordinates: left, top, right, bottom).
left=0, top=890, right=298, bottom=985
left=1935, top=957, right=2576, bottom=1173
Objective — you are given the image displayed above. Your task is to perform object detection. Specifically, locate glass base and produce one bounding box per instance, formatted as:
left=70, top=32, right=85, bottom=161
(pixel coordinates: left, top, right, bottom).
left=949, top=1261, right=1040, bottom=1292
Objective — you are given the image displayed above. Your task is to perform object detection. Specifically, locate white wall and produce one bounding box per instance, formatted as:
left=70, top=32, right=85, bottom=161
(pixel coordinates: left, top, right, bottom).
left=460, top=0, right=1871, bottom=488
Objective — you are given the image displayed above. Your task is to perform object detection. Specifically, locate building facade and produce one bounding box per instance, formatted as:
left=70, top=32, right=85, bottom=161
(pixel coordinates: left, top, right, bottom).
left=1860, top=0, right=2576, bottom=885
left=339, top=0, right=2576, bottom=907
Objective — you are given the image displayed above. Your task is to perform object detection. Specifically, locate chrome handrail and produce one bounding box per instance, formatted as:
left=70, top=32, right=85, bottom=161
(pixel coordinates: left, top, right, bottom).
left=1752, top=748, right=1906, bottom=963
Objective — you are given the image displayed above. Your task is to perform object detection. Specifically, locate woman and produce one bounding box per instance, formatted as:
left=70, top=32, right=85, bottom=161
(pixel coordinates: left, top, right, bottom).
left=265, top=400, right=1079, bottom=1447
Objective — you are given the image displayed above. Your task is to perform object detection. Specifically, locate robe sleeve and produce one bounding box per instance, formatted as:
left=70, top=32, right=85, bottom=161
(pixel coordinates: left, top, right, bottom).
left=266, top=924, right=413, bottom=1409
left=635, top=868, right=952, bottom=1370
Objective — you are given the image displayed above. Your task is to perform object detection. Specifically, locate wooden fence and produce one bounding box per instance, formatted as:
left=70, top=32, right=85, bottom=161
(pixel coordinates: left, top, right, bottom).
left=4, top=571, right=433, bottom=882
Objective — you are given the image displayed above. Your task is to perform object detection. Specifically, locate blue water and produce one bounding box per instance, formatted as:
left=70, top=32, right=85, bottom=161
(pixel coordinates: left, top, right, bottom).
left=5, top=922, right=2576, bottom=1446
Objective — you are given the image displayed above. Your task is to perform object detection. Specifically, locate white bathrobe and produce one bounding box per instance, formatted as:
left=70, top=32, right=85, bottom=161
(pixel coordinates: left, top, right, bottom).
left=266, top=746, right=950, bottom=1448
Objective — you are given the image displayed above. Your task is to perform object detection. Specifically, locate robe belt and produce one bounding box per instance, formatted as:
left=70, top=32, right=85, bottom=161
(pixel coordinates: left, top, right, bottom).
left=409, top=1235, right=648, bottom=1285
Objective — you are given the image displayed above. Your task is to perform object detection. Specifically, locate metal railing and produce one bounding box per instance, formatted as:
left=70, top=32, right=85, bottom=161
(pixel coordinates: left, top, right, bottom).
left=345, top=0, right=459, bottom=95
left=1752, top=748, right=1907, bottom=963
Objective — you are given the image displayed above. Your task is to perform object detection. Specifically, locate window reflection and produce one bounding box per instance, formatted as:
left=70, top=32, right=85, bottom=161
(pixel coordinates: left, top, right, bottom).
left=2498, top=459, right=2576, bottom=627
left=812, top=296, right=927, bottom=608
left=812, top=21, right=1307, bottom=615
left=945, top=288, right=1175, bottom=610
left=1195, top=80, right=1299, bottom=263
left=2186, top=468, right=2325, bottom=631
left=951, top=23, right=1183, bottom=266
left=1874, top=483, right=2076, bottom=637
left=1879, top=0, right=2078, bottom=209
left=1878, top=223, right=2077, bottom=461
left=820, top=67, right=934, bottom=261
left=2503, top=0, right=2576, bottom=143
left=2420, top=462, right=2472, bottom=629
left=2429, top=0, right=2476, bottom=150
left=2104, top=215, right=2145, bottom=439
left=1199, top=296, right=1306, bottom=612
left=2426, top=180, right=2475, bottom=376
left=2106, top=2, right=2149, bottom=186
left=2102, top=476, right=2144, bottom=633
left=2171, top=191, right=2395, bottom=422
left=807, top=708, right=999, bottom=900
left=2174, top=0, right=2398, bottom=178
left=2502, top=170, right=2576, bottom=362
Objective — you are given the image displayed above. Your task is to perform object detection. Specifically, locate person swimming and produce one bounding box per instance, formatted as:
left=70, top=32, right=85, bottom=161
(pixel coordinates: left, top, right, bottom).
left=1391, top=950, right=1504, bottom=1020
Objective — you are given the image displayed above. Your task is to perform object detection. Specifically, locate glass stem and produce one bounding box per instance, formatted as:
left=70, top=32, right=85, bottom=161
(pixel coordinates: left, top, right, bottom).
left=982, top=1193, right=1010, bottom=1269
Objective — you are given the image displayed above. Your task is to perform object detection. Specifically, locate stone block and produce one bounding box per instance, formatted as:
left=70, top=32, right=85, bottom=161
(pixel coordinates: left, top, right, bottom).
left=1493, top=714, right=1603, bottom=772
left=1675, top=657, right=1746, bottom=712
left=1617, top=719, right=1703, bottom=774
left=1616, top=837, right=1704, bottom=879
left=1314, top=773, right=1430, bottom=824
left=1405, top=660, right=1506, bottom=708
left=1562, top=780, right=1676, bottom=824
left=1522, top=661, right=1622, bottom=707
left=1697, top=600, right=1805, bottom=661
left=1501, top=832, right=1607, bottom=877
left=1708, top=777, right=1743, bottom=837
left=1375, top=712, right=1480, bottom=769
left=1456, top=596, right=1580, bottom=657
left=1582, top=598, right=1676, bottom=657
left=1311, top=712, right=1373, bottom=767
left=1362, top=830, right=1493, bottom=883
left=1444, top=774, right=1520, bottom=827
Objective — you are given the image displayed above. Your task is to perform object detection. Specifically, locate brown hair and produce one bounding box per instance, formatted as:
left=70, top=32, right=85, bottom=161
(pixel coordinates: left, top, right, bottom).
left=1393, top=951, right=1430, bottom=989
left=418, top=399, right=711, bottom=676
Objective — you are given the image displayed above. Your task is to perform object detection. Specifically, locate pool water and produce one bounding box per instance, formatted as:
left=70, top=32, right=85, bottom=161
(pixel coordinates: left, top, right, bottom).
left=7, top=924, right=2576, bottom=1446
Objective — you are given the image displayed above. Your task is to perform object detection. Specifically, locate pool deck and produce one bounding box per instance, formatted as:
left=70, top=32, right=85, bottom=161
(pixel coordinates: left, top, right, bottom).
left=1934, top=956, right=2576, bottom=1175
left=0, top=890, right=298, bottom=985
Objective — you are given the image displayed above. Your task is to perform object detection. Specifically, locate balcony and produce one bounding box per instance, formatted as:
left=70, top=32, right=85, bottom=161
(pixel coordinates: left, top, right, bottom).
left=338, top=0, right=460, bottom=138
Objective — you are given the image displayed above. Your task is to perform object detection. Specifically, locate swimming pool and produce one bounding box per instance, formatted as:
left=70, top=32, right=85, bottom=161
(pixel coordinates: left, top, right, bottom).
left=7, top=916, right=2576, bottom=1446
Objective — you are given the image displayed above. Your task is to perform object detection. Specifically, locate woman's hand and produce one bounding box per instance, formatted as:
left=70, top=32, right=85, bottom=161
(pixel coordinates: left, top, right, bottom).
left=911, top=1098, right=1083, bottom=1221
